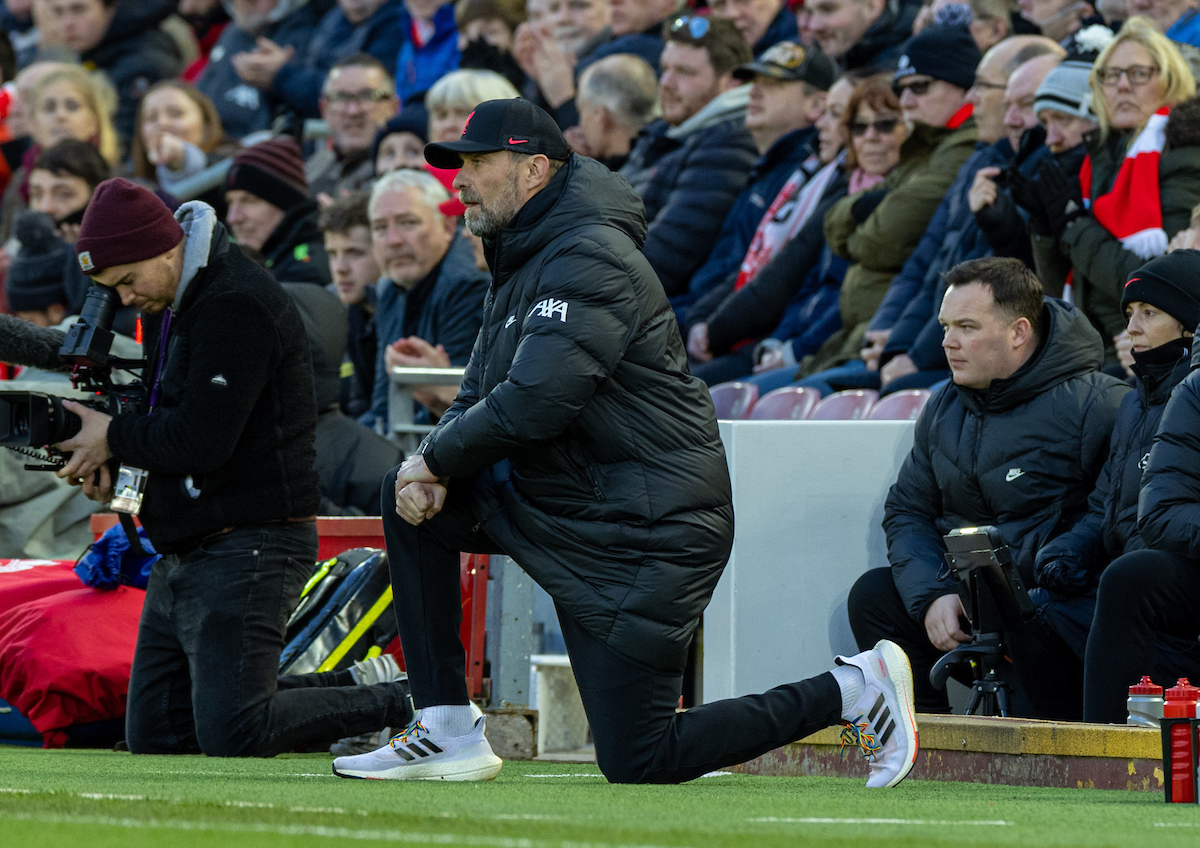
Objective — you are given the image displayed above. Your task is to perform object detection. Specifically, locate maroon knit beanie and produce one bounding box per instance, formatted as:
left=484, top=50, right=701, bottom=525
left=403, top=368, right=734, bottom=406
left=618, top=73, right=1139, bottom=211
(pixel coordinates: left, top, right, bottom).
left=75, top=178, right=185, bottom=276
left=225, top=136, right=309, bottom=211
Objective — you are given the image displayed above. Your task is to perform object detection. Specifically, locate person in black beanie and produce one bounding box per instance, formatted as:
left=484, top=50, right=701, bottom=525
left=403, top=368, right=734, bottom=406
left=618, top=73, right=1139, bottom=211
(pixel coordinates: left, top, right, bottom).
left=371, top=107, right=429, bottom=176
left=225, top=137, right=331, bottom=286
left=893, top=25, right=983, bottom=130
left=1032, top=250, right=1200, bottom=721
left=7, top=211, right=72, bottom=327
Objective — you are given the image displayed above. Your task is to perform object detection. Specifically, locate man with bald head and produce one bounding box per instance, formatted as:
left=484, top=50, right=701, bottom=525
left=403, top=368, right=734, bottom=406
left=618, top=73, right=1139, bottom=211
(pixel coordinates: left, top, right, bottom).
left=827, top=36, right=1066, bottom=397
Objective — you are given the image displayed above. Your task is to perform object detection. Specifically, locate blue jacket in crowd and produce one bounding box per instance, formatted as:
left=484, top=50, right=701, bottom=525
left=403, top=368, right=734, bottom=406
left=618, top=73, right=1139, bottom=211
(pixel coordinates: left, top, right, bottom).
left=271, top=0, right=404, bottom=118
left=753, top=5, right=800, bottom=57
left=198, top=0, right=324, bottom=138
left=365, top=234, right=489, bottom=429
left=396, top=3, right=460, bottom=103
left=676, top=125, right=819, bottom=316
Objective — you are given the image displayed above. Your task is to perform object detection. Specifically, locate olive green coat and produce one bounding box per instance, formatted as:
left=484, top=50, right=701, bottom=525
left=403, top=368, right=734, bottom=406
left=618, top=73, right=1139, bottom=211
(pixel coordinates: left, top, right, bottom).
left=800, top=118, right=979, bottom=377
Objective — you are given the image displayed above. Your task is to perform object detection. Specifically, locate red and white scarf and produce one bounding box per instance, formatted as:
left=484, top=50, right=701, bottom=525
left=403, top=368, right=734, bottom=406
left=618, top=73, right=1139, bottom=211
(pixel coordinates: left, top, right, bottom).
left=1080, top=106, right=1170, bottom=260
left=733, top=154, right=840, bottom=290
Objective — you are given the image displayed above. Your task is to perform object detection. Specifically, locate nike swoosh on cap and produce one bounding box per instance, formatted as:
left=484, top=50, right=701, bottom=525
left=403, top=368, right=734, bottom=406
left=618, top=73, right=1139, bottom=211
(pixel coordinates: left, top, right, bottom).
left=508, top=137, right=528, bottom=144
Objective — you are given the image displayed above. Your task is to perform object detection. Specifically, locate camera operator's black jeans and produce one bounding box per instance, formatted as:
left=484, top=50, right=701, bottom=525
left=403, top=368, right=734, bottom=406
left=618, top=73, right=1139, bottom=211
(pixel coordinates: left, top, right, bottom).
left=849, top=567, right=1074, bottom=718
left=382, top=465, right=844, bottom=784
left=125, top=522, right=412, bottom=756
left=1084, top=549, right=1200, bottom=723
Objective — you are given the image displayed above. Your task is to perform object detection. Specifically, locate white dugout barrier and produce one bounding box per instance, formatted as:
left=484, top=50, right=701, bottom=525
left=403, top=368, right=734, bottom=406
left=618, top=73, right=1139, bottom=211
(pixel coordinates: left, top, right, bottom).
left=703, top=420, right=916, bottom=703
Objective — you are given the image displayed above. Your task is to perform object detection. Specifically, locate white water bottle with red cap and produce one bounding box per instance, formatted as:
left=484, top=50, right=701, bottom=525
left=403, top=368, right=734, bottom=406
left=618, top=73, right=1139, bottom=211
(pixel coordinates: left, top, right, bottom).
left=1128, top=676, right=1164, bottom=728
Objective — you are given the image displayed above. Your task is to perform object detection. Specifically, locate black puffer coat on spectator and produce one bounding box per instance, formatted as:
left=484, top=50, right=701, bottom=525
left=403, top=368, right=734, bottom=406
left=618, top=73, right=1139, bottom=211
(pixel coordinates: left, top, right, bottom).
left=884, top=298, right=1128, bottom=623
left=1036, top=339, right=1191, bottom=593
left=420, top=154, right=734, bottom=674
left=620, top=92, right=758, bottom=299
left=1138, top=333, right=1200, bottom=558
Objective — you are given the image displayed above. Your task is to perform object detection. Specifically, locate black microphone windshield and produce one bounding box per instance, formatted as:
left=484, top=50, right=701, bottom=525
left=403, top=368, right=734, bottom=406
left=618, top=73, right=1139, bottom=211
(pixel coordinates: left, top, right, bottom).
left=0, top=314, right=70, bottom=372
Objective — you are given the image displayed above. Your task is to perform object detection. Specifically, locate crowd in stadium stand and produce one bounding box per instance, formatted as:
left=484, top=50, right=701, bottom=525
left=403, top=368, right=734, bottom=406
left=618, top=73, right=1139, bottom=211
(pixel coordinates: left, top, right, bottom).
left=4, top=0, right=1200, bottom=723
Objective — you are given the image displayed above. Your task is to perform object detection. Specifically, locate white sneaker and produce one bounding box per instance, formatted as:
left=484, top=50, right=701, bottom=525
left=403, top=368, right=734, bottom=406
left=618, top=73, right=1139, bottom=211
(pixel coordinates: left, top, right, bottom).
left=330, top=727, right=392, bottom=757
left=835, top=639, right=919, bottom=789
left=332, top=710, right=501, bottom=781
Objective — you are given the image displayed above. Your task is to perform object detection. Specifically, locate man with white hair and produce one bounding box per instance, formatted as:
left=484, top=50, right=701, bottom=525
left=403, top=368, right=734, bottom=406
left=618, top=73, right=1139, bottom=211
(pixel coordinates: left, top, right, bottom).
left=574, top=53, right=660, bottom=170
left=361, top=168, right=489, bottom=431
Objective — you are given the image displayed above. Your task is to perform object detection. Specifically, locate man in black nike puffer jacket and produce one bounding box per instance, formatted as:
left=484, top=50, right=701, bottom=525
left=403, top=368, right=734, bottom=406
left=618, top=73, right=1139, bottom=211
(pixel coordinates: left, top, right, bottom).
left=352, top=100, right=912, bottom=786
left=848, top=258, right=1128, bottom=716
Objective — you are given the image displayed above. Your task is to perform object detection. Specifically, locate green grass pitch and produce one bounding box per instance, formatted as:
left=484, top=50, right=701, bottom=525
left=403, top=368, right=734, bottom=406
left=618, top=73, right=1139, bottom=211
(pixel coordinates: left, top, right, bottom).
left=0, top=746, right=1198, bottom=848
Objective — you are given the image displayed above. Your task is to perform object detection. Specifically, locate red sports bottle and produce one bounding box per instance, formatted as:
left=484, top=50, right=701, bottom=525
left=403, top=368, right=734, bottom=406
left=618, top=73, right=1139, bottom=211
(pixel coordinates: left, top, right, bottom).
left=1163, top=678, right=1199, bottom=803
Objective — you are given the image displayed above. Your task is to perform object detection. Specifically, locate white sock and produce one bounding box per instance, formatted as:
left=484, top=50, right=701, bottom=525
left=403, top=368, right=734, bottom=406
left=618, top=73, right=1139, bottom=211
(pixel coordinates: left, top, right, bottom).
left=831, top=664, right=866, bottom=718
left=419, top=705, right=476, bottom=738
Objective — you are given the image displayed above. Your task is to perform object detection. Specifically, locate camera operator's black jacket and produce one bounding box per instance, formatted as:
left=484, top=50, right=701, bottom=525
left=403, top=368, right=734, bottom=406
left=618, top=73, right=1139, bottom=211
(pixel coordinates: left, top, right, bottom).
left=1137, top=335, right=1200, bottom=558
left=419, top=154, right=735, bottom=674
left=1035, top=339, right=1192, bottom=593
left=107, top=220, right=321, bottom=554
left=884, top=298, right=1128, bottom=624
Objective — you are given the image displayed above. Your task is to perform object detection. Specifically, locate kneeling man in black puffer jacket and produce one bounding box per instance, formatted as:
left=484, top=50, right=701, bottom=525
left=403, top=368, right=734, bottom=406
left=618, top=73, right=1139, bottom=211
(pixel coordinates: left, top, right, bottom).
left=848, top=257, right=1128, bottom=718
left=332, top=99, right=921, bottom=788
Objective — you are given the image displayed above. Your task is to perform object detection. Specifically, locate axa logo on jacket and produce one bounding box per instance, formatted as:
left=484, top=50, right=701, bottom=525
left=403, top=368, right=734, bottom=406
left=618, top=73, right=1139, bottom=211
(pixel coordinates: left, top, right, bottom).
left=528, top=298, right=569, bottom=322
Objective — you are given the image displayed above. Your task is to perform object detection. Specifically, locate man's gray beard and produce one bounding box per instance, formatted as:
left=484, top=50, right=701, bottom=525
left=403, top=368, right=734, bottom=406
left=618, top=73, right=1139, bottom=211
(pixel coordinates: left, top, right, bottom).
left=464, top=205, right=511, bottom=239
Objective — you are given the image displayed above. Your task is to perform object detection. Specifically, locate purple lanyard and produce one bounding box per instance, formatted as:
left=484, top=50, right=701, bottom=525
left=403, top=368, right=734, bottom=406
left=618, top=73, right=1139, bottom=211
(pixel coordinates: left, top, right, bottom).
left=147, top=308, right=173, bottom=413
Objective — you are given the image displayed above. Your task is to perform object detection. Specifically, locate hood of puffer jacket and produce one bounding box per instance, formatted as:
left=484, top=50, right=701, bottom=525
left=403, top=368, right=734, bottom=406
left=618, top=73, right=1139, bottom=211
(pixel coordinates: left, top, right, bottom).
left=488, top=154, right=648, bottom=282
left=955, top=297, right=1105, bottom=414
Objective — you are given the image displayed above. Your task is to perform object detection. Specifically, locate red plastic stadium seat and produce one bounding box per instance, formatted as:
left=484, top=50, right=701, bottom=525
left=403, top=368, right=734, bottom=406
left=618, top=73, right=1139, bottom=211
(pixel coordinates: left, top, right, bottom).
left=709, top=381, right=759, bottom=420
left=866, top=389, right=932, bottom=420
left=748, top=386, right=821, bottom=420
left=808, top=389, right=879, bottom=420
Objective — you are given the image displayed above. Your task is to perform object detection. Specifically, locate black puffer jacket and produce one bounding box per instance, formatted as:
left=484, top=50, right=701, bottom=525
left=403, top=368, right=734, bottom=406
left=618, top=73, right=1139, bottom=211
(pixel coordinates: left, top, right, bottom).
left=884, top=298, right=1128, bottom=623
left=107, top=218, right=320, bottom=554
left=1138, top=334, right=1200, bottom=558
left=1037, top=339, right=1191, bottom=593
left=262, top=200, right=330, bottom=286
left=421, top=155, right=735, bottom=673
left=619, top=95, right=758, bottom=299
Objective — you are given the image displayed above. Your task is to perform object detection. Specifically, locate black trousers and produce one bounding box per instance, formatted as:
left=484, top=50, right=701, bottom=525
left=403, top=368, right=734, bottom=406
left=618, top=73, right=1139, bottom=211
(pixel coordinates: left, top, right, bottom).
left=1084, top=549, right=1200, bottom=723
left=125, top=522, right=412, bottom=756
left=382, top=465, right=844, bottom=784
left=848, top=567, right=1072, bottom=718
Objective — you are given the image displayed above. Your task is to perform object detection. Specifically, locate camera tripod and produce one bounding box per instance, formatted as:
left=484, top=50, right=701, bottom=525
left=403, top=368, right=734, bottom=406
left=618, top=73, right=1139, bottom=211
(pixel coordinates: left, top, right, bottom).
left=929, top=617, right=1014, bottom=717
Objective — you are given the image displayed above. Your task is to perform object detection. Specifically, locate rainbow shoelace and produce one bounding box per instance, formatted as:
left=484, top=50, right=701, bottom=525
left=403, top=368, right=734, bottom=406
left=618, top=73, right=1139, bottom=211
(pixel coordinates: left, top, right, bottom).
left=389, top=718, right=429, bottom=752
left=839, top=715, right=882, bottom=762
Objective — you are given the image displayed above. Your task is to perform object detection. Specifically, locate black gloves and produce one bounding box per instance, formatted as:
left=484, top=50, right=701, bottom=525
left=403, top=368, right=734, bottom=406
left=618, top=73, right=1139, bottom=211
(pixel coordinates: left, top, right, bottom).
left=1007, top=165, right=1052, bottom=235
left=1034, top=158, right=1088, bottom=237
left=850, top=187, right=890, bottom=224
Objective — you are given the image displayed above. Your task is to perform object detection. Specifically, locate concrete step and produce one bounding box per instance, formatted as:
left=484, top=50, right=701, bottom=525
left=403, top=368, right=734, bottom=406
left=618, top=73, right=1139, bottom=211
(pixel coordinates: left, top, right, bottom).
left=731, top=715, right=1166, bottom=792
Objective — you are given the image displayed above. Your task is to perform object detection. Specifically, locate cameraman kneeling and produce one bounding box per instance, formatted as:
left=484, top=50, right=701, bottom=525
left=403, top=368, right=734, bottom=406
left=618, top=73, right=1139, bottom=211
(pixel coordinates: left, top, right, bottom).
left=55, top=179, right=412, bottom=756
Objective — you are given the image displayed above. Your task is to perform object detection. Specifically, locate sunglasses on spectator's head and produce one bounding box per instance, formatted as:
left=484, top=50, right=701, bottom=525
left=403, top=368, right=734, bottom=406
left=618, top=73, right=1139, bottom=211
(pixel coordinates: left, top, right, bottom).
left=670, top=15, right=710, bottom=40
left=893, top=78, right=933, bottom=98
left=850, top=117, right=902, bottom=136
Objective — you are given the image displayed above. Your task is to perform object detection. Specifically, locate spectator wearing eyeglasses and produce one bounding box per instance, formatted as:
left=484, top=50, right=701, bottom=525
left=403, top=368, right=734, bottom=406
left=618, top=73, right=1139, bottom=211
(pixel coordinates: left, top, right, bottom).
left=806, top=0, right=923, bottom=74
left=307, top=54, right=400, bottom=200
left=619, top=17, right=759, bottom=300
left=1024, top=17, right=1200, bottom=367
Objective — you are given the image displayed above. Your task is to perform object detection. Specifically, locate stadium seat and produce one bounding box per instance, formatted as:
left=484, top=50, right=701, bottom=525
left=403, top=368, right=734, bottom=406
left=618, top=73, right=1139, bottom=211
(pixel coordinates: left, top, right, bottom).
left=748, top=386, right=821, bottom=420
left=709, top=381, right=759, bottom=420
left=808, top=389, right=879, bottom=420
left=866, top=389, right=932, bottom=420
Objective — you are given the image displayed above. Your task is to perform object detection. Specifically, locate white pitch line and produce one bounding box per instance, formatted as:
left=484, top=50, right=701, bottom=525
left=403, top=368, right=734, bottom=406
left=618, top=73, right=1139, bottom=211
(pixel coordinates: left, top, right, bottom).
left=0, top=811, right=695, bottom=848
left=748, top=817, right=1013, bottom=826
left=1156, top=822, right=1200, bottom=828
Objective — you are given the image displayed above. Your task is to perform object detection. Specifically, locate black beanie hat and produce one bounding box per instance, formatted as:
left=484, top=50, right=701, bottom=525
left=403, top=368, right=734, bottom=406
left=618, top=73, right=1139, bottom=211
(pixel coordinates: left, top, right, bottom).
left=1123, top=250, right=1200, bottom=331
left=894, top=25, right=982, bottom=92
left=8, top=211, right=70, bottom=312
left=371, top=105, right=429, bottom=168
